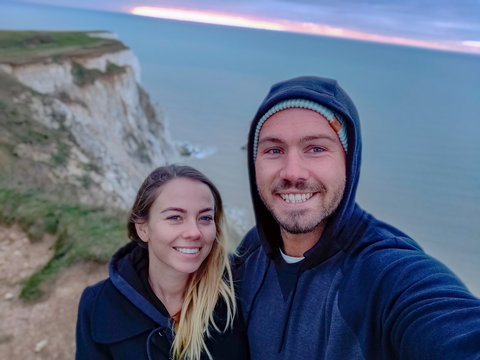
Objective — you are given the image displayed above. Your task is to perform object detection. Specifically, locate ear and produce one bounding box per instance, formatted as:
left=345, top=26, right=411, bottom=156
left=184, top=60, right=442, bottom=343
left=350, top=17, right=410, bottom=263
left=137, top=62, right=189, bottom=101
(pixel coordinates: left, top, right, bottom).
left=135, top=222, right=149, bottom=243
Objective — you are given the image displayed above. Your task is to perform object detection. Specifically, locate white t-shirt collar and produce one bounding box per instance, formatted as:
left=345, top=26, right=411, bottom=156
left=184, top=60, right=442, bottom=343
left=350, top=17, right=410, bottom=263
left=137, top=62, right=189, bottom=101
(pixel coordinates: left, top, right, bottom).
left=279, top=248, right=304, bottom=264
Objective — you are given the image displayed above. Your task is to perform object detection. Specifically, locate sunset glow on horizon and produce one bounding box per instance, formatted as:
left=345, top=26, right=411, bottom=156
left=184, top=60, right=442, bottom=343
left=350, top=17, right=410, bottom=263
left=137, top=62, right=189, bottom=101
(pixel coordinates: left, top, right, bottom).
left=130, top=6, right=480, bottom=55
left=131, top=6, right=287, bottom=31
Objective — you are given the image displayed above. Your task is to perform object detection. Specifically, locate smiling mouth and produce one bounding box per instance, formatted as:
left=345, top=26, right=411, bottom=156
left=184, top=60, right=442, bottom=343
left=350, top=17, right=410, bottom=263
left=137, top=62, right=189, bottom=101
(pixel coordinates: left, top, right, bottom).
left=279, top=193, right=313, bottom=203
left=174, top=247, right=200, bottom=254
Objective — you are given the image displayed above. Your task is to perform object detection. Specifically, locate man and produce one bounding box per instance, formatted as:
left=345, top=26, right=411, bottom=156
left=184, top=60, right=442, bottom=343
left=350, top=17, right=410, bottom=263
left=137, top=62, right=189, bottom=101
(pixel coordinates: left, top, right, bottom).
left=234, top=76, right=480, bottom=359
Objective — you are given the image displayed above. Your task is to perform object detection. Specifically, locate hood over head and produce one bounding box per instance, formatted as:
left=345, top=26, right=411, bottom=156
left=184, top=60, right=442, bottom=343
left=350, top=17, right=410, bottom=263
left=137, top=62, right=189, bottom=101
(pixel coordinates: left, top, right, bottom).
left=247, top=76, right=362, bottom=268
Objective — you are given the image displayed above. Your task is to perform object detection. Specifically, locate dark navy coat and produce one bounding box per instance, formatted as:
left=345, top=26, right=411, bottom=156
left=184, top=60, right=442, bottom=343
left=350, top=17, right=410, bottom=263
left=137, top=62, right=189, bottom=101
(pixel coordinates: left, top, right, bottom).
left=76, top=242, right=249, bottom=359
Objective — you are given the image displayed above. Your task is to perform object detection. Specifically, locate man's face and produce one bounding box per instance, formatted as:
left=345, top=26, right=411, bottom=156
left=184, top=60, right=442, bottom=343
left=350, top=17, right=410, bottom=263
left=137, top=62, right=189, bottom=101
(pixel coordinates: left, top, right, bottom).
left=255, top=108, right=346, bottom=235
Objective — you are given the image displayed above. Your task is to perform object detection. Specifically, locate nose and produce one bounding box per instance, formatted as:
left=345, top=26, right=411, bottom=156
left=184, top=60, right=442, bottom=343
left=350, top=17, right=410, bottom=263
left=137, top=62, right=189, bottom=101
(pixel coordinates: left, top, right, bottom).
left=279, top=151, right=309, bottom=183
left=182, top=219, right=202, bottom=240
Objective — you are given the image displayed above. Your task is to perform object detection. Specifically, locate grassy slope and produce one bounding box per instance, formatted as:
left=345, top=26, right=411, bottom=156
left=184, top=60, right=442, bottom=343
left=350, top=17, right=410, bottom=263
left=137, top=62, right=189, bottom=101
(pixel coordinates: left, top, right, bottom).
left=0, top=188, right=127, bottom=301
left=0, top=31, right=130, bottom=301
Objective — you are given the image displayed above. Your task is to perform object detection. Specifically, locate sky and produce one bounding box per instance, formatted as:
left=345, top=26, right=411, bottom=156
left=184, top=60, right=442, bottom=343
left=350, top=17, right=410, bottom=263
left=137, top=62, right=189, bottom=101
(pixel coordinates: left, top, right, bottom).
left=7, top=0, right=480, bottom=53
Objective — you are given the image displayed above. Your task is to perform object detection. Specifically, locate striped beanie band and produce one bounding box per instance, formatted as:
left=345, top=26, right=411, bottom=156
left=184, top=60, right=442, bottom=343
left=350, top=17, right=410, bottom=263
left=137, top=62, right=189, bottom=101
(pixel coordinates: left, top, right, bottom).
left=252, top=98, right=348, bottom=161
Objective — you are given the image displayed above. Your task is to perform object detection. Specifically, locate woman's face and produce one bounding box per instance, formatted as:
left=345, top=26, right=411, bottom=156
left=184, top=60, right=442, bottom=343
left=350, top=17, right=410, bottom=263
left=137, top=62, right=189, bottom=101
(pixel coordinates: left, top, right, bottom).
left=136, top=177, right=216, bottom=279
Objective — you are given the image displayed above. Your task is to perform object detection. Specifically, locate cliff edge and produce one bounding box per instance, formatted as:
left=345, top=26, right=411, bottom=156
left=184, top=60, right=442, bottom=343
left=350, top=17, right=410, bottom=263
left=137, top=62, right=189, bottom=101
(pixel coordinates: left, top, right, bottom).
left=0, top=30, right=176, bottom=210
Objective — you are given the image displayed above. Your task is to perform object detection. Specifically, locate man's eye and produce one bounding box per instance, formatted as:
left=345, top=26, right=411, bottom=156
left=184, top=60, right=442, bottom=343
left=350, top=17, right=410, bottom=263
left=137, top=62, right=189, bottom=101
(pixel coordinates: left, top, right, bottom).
left=267, top=148, right=282, bottom=154
left=310, top=146, right=325, bottom=153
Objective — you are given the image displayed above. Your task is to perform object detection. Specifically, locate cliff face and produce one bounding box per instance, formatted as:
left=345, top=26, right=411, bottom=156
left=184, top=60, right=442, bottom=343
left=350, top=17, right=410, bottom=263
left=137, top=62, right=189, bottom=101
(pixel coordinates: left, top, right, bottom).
left=0, top=31, right=176, bottom=210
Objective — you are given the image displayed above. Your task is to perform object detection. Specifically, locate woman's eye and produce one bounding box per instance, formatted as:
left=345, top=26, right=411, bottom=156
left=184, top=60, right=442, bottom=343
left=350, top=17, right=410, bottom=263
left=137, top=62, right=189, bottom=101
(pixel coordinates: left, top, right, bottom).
left=167, top=215, right=181, bottom=221
left=199, top=215, right=214, bottom=223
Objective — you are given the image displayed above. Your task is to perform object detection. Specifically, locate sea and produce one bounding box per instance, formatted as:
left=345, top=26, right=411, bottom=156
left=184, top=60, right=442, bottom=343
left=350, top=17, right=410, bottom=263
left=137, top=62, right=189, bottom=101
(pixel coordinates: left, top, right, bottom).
left=1, top=1, right=479, bottom=296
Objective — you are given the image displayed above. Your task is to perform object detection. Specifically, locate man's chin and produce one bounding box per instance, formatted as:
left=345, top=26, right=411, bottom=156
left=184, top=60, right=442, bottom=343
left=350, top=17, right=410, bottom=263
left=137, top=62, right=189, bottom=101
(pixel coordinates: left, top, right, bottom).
left=274, top=209, right=329, bottom=235
left=277, top=217, right=323, bottom=235
left=279, top=222, right=317, bottom=234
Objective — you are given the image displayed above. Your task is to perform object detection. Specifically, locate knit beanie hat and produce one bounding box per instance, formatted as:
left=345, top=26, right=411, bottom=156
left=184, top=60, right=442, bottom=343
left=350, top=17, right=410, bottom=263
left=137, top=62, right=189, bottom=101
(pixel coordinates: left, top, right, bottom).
left=252, top=98, right=348, bottom=161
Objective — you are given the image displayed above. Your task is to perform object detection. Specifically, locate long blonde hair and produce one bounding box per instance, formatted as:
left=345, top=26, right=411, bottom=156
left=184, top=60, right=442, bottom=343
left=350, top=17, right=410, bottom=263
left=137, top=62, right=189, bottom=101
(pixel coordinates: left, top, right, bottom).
left=127, top=164, right=236, bottom=360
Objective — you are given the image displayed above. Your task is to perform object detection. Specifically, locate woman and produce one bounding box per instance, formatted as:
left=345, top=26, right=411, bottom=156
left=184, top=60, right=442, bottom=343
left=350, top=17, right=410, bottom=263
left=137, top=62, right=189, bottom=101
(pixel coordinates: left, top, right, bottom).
left=76, top=164, right=249, bottom=359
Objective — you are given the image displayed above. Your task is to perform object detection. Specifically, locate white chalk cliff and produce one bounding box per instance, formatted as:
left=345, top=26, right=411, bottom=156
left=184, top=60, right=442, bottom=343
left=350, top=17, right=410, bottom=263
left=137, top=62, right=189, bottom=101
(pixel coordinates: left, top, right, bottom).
left=0, top=32, right=177, bottom=210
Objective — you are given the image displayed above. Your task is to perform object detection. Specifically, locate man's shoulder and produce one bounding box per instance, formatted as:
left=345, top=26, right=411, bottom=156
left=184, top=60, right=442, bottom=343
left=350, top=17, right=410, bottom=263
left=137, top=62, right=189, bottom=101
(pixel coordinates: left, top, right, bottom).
left=343, top=218, right=475, bottom=301
left=351, top=213, right=424, bottom=256
left=342, top=216, right=450, bottom=289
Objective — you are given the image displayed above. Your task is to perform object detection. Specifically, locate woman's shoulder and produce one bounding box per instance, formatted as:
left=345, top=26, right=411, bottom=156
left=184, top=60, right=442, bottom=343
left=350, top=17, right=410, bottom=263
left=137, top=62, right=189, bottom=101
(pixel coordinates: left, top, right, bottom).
left=78, top=276, right=161, bottom=344
left=78, top=278, right=111, bottom=311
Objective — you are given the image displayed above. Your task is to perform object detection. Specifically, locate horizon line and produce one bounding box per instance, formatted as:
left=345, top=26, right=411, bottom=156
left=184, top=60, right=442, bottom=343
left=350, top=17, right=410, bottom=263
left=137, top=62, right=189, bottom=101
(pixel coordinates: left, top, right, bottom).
left=130, top=6, right=480, bottom=56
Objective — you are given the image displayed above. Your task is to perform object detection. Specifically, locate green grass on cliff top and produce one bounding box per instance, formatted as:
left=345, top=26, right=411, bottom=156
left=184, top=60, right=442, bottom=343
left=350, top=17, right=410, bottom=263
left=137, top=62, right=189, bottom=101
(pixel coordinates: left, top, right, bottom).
left=0, top=30, right=127, bottom=64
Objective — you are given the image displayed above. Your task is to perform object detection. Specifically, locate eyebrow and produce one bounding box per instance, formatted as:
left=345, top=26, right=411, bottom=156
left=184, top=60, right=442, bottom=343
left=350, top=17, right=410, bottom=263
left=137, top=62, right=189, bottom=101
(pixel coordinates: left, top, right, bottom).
left=258, top=134, right=337, bottom=145
left=161, top=207, right=214, bottom=214
left=301, top=134, right=337, bottom=143
left=257, top=136, right=283, bottom=146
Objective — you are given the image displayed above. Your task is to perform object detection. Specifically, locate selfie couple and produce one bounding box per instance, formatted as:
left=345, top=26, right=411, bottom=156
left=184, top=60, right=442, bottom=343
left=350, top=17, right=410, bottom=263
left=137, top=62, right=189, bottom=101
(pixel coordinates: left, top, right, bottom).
left=76, top=76, right=480, bottom=360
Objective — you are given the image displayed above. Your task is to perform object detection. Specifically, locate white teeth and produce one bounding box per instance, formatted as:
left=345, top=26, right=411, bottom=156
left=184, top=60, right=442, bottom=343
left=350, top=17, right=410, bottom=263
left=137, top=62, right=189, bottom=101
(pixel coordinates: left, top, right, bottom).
left=176, top=248, right=200, bottom=254
left=280, top=193, right=312, bottom=203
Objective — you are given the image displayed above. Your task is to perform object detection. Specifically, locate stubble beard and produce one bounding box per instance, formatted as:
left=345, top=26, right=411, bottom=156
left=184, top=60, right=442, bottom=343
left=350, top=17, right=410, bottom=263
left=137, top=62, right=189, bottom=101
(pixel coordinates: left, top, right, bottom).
left=259, top=179, right=344, bottom=235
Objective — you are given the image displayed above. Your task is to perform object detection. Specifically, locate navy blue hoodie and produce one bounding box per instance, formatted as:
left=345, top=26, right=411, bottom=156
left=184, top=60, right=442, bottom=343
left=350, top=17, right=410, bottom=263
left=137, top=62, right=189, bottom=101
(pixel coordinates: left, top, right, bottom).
left=234, top=76, right=480, bottom=359
left=76, top=242, right=249, bottom=359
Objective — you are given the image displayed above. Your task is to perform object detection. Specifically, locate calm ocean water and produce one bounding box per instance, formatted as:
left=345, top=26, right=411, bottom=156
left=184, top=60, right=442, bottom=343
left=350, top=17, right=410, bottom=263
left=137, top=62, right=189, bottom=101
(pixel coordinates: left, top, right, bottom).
left=1, top=2, right=479, bottom=295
